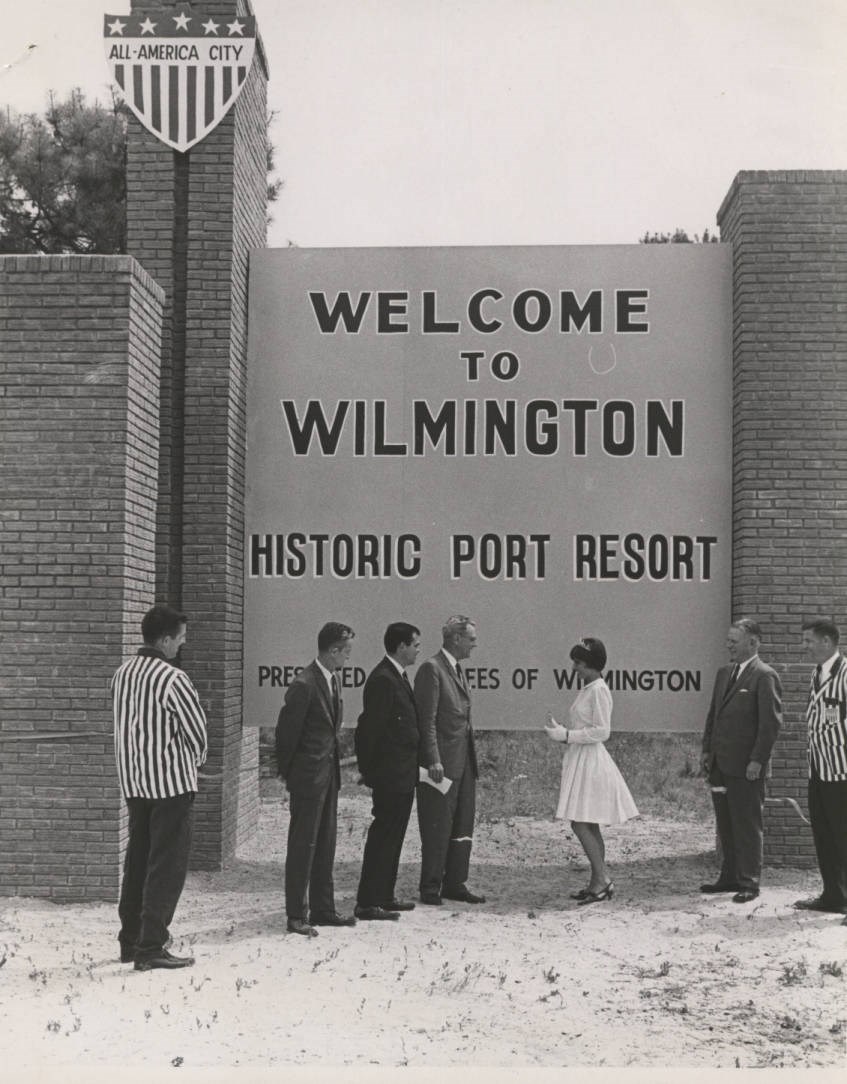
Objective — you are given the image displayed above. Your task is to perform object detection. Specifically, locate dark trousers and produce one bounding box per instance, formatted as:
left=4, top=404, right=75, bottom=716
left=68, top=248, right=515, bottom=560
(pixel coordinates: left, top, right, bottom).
left=118, top=792, right=195, bottom=958
left=356, top=787, right=415, bottom=907
left=709, top=764, right=765, bottom=890
left=285, top=782, right=338, bottom=920
left=417, top=755, right=476, bottom=896
left=808, top=772, right=847, bottom=910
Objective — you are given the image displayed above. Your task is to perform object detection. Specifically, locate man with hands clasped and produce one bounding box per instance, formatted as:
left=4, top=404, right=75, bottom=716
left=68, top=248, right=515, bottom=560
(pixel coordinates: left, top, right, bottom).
left=700, top=618, right=782, bottom=904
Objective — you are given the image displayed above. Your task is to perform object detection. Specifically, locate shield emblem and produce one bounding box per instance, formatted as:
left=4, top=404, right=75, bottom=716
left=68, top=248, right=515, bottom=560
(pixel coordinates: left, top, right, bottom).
left=104, top=10, right=257, bottom=153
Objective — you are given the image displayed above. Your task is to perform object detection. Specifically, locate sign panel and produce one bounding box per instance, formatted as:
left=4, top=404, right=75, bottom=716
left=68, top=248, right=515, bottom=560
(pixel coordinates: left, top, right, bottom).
left=104, top=10, right=256, bottom=153
left=245, top=245, right=732, bottom=731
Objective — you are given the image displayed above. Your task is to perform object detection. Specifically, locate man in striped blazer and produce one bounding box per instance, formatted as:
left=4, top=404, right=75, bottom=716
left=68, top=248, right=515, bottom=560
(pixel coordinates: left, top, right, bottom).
left=794, top=619, right=847, bottom=920
left=112, top=604, right=208, bottom=970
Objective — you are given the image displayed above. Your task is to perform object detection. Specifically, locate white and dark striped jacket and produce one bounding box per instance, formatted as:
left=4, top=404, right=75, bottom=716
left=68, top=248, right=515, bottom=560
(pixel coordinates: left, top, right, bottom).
left=111, top=647, right=208, bottom=799
left=806, top=654, right=847, bottom=782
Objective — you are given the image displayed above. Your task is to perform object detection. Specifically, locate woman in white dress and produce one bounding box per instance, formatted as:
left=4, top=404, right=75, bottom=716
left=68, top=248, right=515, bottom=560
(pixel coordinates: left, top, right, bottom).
left=544, top=637, right=638, bottom=904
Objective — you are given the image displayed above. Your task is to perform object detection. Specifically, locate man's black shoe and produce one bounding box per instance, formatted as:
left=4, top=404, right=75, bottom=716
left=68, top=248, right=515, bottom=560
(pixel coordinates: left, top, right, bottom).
left=419, top=892, right=443, bottom=905
left=732, top=889, right=759, bottom=904
left=354, top=905, right=400, bottom=921
left=134, top=949, right=194, bottom=971
left=381, top=899, right=416, bottom=911
left=700, top=882, right=739, bottom=894
left=287, top=918, right=318, bottom=937
left=793, top=896, right=845, bottom=914
left=442, top=888, right=487, bottom=904
left=310, top=912, right=357, bottom=927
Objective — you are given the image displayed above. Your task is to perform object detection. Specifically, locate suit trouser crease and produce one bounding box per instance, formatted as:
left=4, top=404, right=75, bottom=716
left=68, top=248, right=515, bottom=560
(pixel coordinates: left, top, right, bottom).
left=808, top=773, right=847, bottom=907
left=417, top=756, right=476, bottom=895
left=285, top=782, right=338, bottom=919
left=357, top=787, right=415, bottom=906
left=118, top=793, right=194, bottom=956
left=709, top=766, right=764, bottom=890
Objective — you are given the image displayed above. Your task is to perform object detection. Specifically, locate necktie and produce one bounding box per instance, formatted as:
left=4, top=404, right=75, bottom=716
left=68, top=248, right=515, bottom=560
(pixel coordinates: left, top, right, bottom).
left=727, top=663, right=740, bottom=691
left=814, top=665, right=822, bottom=692
left=402, top=670, right=413, bottom=694
left=330, top=673, right=340, bottom=719
left=455, top=662, right=466, bottom=690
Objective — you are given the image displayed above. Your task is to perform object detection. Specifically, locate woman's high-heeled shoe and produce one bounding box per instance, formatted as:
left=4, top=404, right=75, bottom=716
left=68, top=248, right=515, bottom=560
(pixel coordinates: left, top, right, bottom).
left=576, top=881, right=614, bottom=905
left=569, top=887, right=591, bottom=900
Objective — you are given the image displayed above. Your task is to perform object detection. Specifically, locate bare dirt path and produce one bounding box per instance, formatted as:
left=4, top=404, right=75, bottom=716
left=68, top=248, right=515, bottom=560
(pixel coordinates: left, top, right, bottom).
left=1, top=792, right=843, bottom=1077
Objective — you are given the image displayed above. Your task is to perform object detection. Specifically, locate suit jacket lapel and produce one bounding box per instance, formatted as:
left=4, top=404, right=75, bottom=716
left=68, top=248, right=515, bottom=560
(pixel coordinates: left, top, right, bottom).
left=810, top=654, right=843, bottom=707
left=310, top=661, right=335, bottom=724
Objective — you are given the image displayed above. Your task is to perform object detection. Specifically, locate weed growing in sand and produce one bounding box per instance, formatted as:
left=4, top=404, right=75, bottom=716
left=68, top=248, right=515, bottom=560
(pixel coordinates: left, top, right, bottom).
left=779, top=960, right=808, bottom=985
left=819, top=960, right=843, bottom=979
left=28, top=965, right=47, bottom=985
left=46, top=1020, right=61, bottom=1033
left=542, top=966, right=560, bottom=984
left=235, top=977, right=258, bottom=995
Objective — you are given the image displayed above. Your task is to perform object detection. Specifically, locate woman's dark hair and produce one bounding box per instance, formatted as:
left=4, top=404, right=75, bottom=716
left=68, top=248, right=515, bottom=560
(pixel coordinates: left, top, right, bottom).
left=569, top=636, right=607, bottom=672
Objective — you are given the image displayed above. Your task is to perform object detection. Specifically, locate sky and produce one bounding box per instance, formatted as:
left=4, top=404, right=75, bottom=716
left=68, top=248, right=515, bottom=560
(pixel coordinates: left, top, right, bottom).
left=1, top=0, right=845, bottom=248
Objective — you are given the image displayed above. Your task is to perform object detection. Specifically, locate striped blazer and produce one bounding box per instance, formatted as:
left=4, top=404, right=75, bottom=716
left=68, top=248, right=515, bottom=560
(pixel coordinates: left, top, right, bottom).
left=111, top=647, right=208, bottom=799
left=806, top=654, right=847, bottom=782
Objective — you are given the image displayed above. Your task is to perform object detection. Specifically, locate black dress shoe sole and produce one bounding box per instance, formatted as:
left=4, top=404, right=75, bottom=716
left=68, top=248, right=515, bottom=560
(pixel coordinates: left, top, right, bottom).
left=134, top=956, right=194, bottom=971
left=442, top=894, right=486, bottom=904
left=355, top=908, right=400, bottom=921
left=732, top=892, right=759, bottom=903
left=381, top=901, right=416, bottom=911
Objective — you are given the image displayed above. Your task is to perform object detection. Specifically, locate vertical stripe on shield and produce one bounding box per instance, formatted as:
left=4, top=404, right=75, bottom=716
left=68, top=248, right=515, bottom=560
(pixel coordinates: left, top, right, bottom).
left=204, top=67, right=215, bottom=127
left=237, top=66, right=246, bottom=86
left=222, top=66, right=233, bottom=104
left=168, top=66, right=180, bottom=146
left=186, top=66, right=197, bottom=145
left=114, top=64, right=125, bottom=91
left=150, top=66, right=162, bottom=133
left=133, top=65, right=144, bottom=113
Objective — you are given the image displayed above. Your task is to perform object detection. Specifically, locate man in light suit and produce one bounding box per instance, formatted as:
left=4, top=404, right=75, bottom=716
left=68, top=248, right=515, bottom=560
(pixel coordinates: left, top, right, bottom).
left=276, top=622, right=356, bottom=937
left=794, top=619, right=847, bottom=920
left=354, top=622, right=421, bottom=920
left=700, top=618, right=782, bottom=903
left=415, top=615, right=486, bottom=906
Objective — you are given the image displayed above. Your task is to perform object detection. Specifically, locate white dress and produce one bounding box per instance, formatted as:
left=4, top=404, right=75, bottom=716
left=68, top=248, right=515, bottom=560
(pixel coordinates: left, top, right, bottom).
left=554, top=679, right=639, bottom=825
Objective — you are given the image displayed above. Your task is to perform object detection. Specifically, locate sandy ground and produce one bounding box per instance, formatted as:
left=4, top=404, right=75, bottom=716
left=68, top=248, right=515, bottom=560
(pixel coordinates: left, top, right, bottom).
left=0, top=788, right=844, bottom=1081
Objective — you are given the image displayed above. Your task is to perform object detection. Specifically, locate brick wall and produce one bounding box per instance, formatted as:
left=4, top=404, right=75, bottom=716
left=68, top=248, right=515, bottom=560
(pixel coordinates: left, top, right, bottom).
left=0, top=256, right=163, bottom=900
left=126, top=0, right=268, bottom=866
left=717, top=170, right=847, bottom=867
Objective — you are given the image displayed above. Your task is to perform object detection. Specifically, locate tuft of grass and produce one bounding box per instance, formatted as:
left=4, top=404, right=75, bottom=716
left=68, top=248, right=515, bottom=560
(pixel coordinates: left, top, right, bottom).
left=819, top=960, right=843, bottom=978
left=779, top=960, right=808, bottom=985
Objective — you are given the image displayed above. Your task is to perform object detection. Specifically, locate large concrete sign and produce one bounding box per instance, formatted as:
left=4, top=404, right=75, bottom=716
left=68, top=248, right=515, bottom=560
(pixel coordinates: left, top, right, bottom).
left=245, top=245, right=732, bottom=731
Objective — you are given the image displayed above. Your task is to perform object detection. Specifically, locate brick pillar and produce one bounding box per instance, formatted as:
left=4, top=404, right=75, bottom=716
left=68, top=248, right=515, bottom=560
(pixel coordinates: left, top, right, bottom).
left=125, top=0, right=268, bottom=866
left=717, top=170, right=847, bottom=867
left=0, top=256, right=163, bottom=900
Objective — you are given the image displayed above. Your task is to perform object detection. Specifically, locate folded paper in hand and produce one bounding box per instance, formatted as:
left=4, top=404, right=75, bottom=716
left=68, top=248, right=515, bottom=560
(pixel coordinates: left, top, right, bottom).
left=419, top=766, right=452, bottom=794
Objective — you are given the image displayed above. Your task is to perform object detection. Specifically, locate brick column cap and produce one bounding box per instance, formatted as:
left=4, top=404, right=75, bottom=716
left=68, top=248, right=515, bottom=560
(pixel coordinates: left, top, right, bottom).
left=0, top=254, right=164, bottom=303
left=718, top=169, right=847, bottom=226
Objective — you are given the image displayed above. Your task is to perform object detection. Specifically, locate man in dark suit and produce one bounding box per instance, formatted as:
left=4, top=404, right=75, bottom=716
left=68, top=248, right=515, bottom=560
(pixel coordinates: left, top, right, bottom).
left=415, top=614, right=486, bottom=906
left=276, top=622, right=356, bottom=937
left=794, top=619, right=847, bottom=921
left=354, top=622, right=422, bottom=920
left=700, top=618, right=782, bottom=903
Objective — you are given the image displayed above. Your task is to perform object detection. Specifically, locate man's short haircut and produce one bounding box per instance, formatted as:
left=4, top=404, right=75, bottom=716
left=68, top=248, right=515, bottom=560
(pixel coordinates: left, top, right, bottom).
left=141, top=603, right=187, bottom=645
left=442, top=614, right=475, bottom=641
left=731, top=617, right=762, bottom=640
left=802, top=618, right=840, bottom=644
left=318, top=622, right=355, bottom=652
left=384, top=622, right=420, bottom=654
